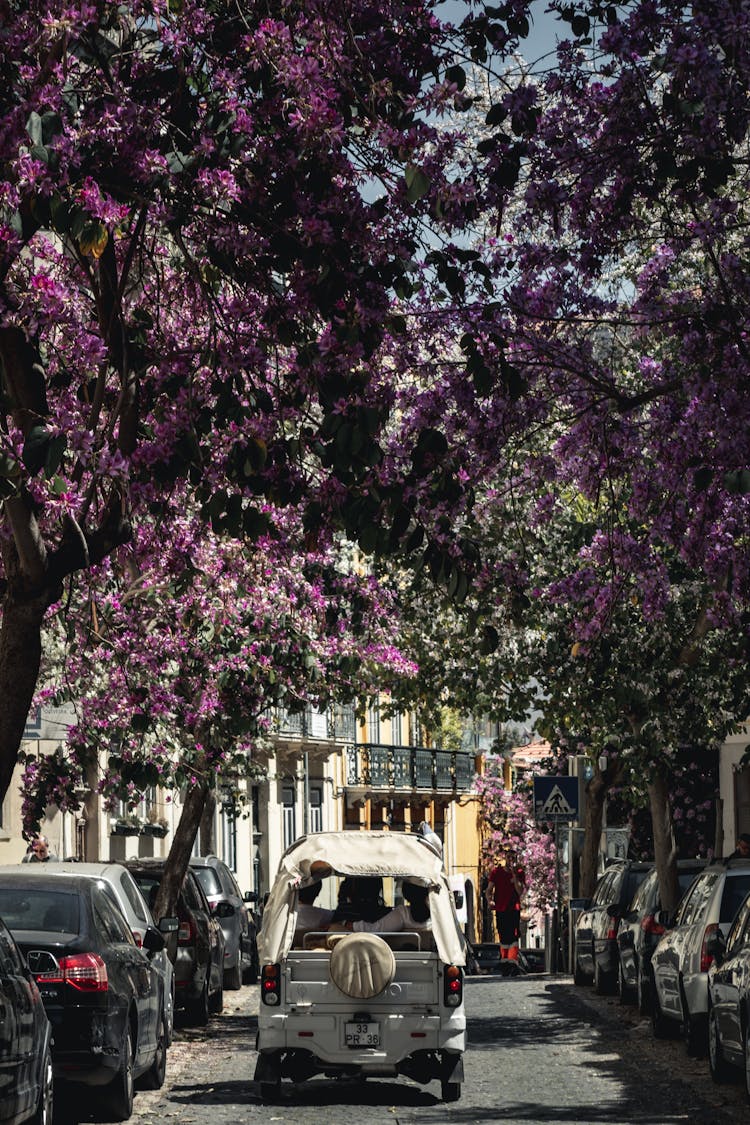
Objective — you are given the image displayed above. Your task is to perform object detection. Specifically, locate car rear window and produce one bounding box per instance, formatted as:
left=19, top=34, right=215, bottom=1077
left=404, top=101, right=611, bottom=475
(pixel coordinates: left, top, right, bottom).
left=721, top=874, right=750, bottom=923
left=130, top=873, right=161, bottom=913
left=0, top=888, right=79, bottom=934
left=193, top=867, right=222, bottom=897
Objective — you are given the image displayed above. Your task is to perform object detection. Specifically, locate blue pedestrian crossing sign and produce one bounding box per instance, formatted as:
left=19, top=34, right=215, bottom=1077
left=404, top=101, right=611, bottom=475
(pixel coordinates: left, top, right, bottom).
left=533, top=776, right=579, bottom=823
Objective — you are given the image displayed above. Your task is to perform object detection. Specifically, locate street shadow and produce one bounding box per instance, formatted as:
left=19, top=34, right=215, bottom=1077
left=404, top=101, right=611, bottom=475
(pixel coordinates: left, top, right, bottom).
left=167, top=1077, right=439, bottom=1108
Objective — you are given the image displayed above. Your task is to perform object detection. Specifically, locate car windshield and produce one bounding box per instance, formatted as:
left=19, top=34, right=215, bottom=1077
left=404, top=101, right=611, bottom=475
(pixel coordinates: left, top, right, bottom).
left=0, top=888, right=80, bottom=934
left=193, top=867, right=222, bottom=897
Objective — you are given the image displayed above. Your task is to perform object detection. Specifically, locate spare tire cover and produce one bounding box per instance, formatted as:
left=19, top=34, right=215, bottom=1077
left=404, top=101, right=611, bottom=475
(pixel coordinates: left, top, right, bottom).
left=329, top=933, right=396, bottom=999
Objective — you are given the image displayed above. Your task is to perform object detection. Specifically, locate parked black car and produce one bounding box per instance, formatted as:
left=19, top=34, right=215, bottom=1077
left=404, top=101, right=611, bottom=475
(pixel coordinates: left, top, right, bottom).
left=707, top=887, right=750, bottom=1095
left=0, top=868, right=164, bottom=1122
left=0, top=913, right=53, bottom=1125
left=123, top=860, right=224, bottom=1026
left=573, top=860, right=652, bottom=993
left=617, top=859, right=708, bottom=1012
left=190, top=855, right=258, bottom=988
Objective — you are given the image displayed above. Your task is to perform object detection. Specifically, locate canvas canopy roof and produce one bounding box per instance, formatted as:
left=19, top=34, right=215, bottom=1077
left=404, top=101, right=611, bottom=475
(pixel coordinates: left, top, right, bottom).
left=258, top=831, right=466, bottom=966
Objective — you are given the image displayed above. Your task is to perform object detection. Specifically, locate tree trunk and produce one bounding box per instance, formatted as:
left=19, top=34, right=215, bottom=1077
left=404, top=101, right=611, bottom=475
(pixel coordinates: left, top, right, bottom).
left=152, top=781, right=209, bottom=920
left=200, top=786, right=216, bottom=854
left=579, top=773, right=607, bottom=899
left=648, top=771, right=680, bottom=914
left=0, top=584, right=47, bottom=802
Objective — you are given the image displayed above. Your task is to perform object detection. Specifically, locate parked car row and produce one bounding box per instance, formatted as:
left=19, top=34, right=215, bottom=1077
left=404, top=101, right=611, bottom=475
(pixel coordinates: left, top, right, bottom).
left=0, top=853, right=257, bottom=1124
left=574, top=855, right=750, bottom=1102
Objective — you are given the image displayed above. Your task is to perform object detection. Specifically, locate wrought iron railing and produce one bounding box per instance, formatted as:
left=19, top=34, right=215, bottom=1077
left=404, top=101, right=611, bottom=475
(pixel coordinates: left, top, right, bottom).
left=266, top=704, right=357, bottom=742
left=346, top=744, right=476, bottom=792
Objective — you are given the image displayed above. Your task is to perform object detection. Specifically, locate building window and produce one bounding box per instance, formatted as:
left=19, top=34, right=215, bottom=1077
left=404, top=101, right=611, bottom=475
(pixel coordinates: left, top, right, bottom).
left=368, top=701, right=380, bottom=744
left=309, top=786, right=323, bottom=833
left=282, top=784, right=296, bottom=849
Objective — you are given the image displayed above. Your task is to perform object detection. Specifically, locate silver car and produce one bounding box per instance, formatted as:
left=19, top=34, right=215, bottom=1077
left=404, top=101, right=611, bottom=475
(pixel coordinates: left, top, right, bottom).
left=190, top=856, right=258, bottom=989
left=52, top=862, right=178, bottom=1047
left=651, top=859, right=750, bottom=1054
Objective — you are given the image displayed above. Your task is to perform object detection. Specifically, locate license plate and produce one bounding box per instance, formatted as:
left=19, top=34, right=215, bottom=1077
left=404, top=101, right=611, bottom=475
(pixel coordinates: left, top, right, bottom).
left=345, top=1021, right=380, bottom=1048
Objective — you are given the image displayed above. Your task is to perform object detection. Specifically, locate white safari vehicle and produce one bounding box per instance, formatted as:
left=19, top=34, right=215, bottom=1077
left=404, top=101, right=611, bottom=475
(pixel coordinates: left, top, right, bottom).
left=254, top=831, right=467, bottom=1102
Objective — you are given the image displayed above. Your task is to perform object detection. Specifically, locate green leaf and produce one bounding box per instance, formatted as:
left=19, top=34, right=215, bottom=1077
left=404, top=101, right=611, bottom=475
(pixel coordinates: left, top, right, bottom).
left=44, top=434, right=66, bottom=478
left=479, top=624, right=499, bottom=655
left=485, top=103, right=508, bottom=127
left=445, top=65, right=467, bottom=91
left=22, top=425, right=52, bottom=475
left=26, top=111, right=42, bottom=147
left=405, top=164, right=430, bottom=203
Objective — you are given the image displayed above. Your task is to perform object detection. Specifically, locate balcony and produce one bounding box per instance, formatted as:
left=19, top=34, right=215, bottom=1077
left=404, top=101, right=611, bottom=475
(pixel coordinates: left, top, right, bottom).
left=346, top=744, right=476, bottom=794
left=266, top=704, right=357, bottom=743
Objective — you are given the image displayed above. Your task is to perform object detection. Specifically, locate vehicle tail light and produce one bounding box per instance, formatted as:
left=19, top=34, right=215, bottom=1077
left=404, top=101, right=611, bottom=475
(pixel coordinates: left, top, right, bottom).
left=178, top=918, right=195, bottom=944
left=261, top=963, right=281, bottom=1006
left=701, top=923, right=719, bottom=973
left=606, top=920, right=620, bottom=941
left=641, top=913, right=665, bottom=937
left=34, top=952, right=108, bottom=992
left=444, top=964, right=463, bottom=1008
left=132, top=930, right=143, bottom=949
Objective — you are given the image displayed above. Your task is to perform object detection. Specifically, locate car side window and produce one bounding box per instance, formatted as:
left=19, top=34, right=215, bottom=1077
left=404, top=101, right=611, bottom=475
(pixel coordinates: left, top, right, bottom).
left=675, top=878, right=703, bottom=926
left=682, top=872, right=719, bottom=926
left=94, top=888, right=136, bottom=946
left=725, top=898, right=750, bottom=953
left=593, top=872, right=614, bottom=906
left=629, top=872, right=655, bottom=914
left=119, top=871, right=149, bottom=925
left=183, top=873, right=204, bottom=913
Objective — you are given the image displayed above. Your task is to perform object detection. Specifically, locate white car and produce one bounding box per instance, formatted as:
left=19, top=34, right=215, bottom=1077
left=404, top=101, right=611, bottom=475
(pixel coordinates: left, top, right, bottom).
left=42, top=862, right=178, bottom=1048
left=255, top=830, right=466, bottom=1102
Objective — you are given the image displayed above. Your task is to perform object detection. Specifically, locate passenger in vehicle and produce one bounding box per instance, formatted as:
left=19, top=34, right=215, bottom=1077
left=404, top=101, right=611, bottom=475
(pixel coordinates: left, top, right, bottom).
left=332, top=877, right=389, bottom=924
left=294, top=882, right=334, bottom=933
left=332, top=882, right=432, bottom=937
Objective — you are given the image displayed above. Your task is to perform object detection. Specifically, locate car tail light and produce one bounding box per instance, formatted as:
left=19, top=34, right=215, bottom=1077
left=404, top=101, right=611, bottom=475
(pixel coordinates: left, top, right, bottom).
left=606, top=919, right=621, bottom=941
left=701, top=923, right=719, bottom=973
left=444, top=964, right=463, bottom=1008
left=34, top=952, right=108, bottom=992
left=261, top=963, right=281, bottom=1006
left=178, top=918, right=195, bottom=944
left=641, top=913, right=665, bottom=937
left=132, top=930, right=144, bottom=949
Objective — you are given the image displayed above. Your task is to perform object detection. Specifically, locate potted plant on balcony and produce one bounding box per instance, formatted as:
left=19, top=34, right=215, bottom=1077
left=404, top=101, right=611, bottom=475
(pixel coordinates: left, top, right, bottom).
left=140, top=808, right=169, bottom=838
left=111, top=812, right=143, bottom=836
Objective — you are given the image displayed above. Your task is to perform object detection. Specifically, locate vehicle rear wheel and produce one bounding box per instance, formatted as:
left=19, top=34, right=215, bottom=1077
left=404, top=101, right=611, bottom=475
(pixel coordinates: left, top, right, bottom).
left=681, top=984, right=706, bottom=1057
left=573, top=949, right=588, bottom=986
left=187, top=974, right=210, bottom=1027
left=594, top=961, right=614, bottom=996
left=708, top=1005, right=732, bottom=1083
left=651, top=976, right=672, bottom=1039
left=224, top=959, right=242, bottom=991
left=441, top=1081, right=461, bottom=1103
left=30, top=1045, right=53, bottom=1125
left=637, top=968, right=649, bottom=1016
left=100, top=1026, right=134, bottom=1122
left=137, top=1014, right=167, bottom=1091
left=617, top=959, right=632, bottom=1005
left=209, top=975, right=224, bottom=1014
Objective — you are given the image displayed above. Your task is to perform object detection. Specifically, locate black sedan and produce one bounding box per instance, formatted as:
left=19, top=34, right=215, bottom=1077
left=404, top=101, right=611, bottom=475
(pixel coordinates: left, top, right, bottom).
left=573, top=860, right=652, bottom=993
left=0, top=913, right=53, bottom=1125
left=0, top=868, right=165, bottom=1122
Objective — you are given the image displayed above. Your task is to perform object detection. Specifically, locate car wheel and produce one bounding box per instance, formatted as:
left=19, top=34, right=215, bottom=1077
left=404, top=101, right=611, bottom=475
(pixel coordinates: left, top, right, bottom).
left=637, top=967, right=649, bottom=1016
left=187, top=974, right=210, bottom=1027
left=209, top=975, right=224, bottom=1015
left=573, top=948, right=588, bottom=986
left=681, top=983, right=706, bottom=1057
left=30, top=1045, right=53, bottom=1125
left=224, top=958, right=242, bottom=991
left=617, top=959, right=632, bottom=1005
left=100, top=1026, right=134, bottom=1121
left=744, top=1017, right=750, bottom=1103
left=651, top=976, right=672, bottom=1039
left=708, top=1005, right=731, bottom=1083
left=441, top=1081, right=461, bottom=1102
left=244, top=949, right=259, bottom=986
left=594, top=961, right=614, bottom=996
left=166, top=980, right=175, bottom=1046
left=137, top=1014, right=167, bottom=1091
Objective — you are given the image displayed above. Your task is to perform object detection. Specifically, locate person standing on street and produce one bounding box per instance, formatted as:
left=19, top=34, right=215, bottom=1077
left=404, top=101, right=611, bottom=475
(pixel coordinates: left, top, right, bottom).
left=487, top=850, right=526, bottom=961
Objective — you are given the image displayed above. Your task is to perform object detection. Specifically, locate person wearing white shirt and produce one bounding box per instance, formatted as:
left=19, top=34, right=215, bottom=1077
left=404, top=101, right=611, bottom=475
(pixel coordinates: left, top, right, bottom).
left=295, top=882, right=334, bottom=933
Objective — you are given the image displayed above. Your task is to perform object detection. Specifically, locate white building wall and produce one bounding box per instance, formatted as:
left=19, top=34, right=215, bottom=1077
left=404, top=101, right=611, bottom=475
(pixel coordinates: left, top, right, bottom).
left=720, top=725, right=750, bottom=856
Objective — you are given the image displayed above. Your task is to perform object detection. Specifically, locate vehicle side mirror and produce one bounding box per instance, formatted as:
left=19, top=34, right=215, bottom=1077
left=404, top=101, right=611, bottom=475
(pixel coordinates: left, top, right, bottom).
left=25, top=949, right=58, bottom=976
left=606, top=904, right=623, bottom=920
left=215, top=901, right=236, bottom=919
left=158, top=916, right=179, bottom=935
left=143, top=926, right=165, bottom=955
left=243, top=891, right=258, bottom=904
